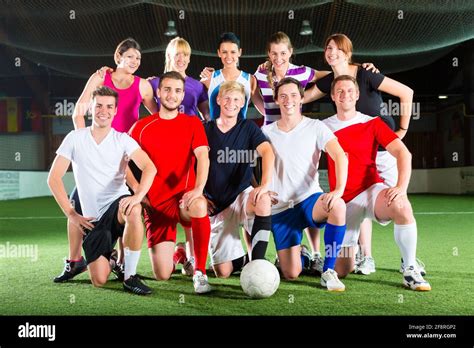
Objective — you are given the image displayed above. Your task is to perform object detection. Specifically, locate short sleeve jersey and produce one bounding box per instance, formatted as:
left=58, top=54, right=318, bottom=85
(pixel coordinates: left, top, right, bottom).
left=204, top=119, right=268, bottom=215
left=323, top=112, right=398, bottom=203
left=129, top=113, right=209, bottom=207
left=316, top=67, right=396, bottom=151
left=149, top=76, right=208, bottom=119
left=261, top=117, right=335, bottom=214
left=56, top=128, right=139, bottom=220
left=255, top=63, right=316, bottom=125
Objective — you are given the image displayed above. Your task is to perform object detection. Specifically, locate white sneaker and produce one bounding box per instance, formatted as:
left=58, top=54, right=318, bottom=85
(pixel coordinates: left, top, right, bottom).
left=193, top=271, right=212, bottom=294
left=400, top=258, right=426, bottom=276
left=403, top=266, right=431, bottom=291
left=320, top=269, right=345, bottom=292
left=182, top=256, right=195, bottom=276
left=310, top=252, right=324, bottom=275
left=354, top=256, right=376, bottom=275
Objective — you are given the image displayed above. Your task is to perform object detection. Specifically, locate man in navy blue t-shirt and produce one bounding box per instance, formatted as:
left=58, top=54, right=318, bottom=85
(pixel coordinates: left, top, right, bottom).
left=204, top=81, right=275, bottom=278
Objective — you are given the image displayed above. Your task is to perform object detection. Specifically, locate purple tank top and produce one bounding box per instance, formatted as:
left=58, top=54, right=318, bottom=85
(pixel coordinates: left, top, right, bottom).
left=103, top=72, right=142, bottom=132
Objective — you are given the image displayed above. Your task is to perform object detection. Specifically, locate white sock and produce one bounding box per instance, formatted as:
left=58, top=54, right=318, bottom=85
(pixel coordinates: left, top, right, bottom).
left=124, top=248, right=141, bottom=280
left=394, top=223, right=417, bottom=269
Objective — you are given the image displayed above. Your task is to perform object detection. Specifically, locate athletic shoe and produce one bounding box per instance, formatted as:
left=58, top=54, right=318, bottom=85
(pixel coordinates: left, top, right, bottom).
left=320, top=269, right=345, bottom=292
left=400, top=258, right=426, bottom=276
left=182, top=256, right=195, bottom=276
left=110, top=249, right=124, bottom=281
left=309, top=252, right=324, bottom=275
left=53, top=257, right=87, bottom=283
left=173, top=242, right=187, bottom=265
left=403, top=266, right=431, bottom=291
left=193, top=271, right=212, bottom=294
left=123, top=274, right=152, bottom=295
left=354, top=256, right=376, bottom=275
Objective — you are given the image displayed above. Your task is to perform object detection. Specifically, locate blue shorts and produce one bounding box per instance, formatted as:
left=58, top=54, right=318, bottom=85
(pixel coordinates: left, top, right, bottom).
left=272, top=192, right=326, bottom=251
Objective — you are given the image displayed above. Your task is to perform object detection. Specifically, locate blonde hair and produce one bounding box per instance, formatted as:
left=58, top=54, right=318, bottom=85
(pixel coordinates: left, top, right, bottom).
left=324, top=33, right=354, bottom=65
left=218, top=81, right=246, bottom=99
left=265, top=32, right=293, bottom=91
left=165, top=37, right=192, bottom=73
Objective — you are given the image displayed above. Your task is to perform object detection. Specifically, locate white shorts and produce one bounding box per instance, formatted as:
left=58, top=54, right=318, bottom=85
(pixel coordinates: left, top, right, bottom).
left=343, top=183, right=392, bottom=247
left=209, top=186, right=255, bottom=265
left=376, top=150, right=398, bottom=187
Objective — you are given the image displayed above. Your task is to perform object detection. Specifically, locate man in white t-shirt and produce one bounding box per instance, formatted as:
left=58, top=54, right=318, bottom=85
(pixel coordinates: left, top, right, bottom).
left=48, top=86, right=157, bottom=295
left=261, top=77, right=349, bottom=291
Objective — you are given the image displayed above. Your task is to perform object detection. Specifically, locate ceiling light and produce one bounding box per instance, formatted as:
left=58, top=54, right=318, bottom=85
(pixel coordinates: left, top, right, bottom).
left=164, top=20, right=177, bottom=37
left=299, top=20, right=313, bottom=36
left=438, top=95, right=448, bottom=99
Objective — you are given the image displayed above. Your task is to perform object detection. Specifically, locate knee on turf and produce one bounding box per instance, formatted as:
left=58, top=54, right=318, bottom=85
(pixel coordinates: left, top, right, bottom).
left=282, top=268, right=300, bottom=281
left=91, top=274, right=108, bottom=287
left=153, top=268, right=173, bottom=281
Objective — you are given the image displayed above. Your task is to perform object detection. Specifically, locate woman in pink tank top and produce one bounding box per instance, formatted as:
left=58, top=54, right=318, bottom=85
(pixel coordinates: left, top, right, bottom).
left=72, top=38, right=157, bottom=132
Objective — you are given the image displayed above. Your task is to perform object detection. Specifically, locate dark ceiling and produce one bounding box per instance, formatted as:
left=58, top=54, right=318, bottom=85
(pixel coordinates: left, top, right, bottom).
left=1, top=0, right=474, bottom=98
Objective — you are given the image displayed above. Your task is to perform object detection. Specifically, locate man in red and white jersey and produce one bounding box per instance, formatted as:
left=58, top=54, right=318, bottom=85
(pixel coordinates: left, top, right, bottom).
left=323, top=75, right=431, bottom=291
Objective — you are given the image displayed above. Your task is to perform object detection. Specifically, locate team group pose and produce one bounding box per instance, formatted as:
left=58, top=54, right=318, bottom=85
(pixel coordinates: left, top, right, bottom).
left=49, top=30, right=431, bottom=295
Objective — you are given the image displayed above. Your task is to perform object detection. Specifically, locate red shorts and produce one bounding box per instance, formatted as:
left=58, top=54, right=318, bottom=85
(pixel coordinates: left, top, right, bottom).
left=144, top=195, right=192, bottom=248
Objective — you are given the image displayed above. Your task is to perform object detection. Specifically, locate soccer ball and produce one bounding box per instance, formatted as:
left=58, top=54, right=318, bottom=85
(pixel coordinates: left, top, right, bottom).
left=240, top=259, right=280, bottom=299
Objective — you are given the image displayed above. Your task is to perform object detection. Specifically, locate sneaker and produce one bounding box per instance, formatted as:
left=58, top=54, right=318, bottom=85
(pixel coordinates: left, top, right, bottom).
left=182, top=256, right=195, bottom=276
left=400, top=258, right=426, bottom=276
left=320, top=269, right=345, bottom=292
left=403, top=266, right=431, bottom=291
left=309, top=252, right=324, bottom=275
left=53, top=257, right=87, bottom=283
left=173, top=242, right=187, bottom=265
left=193, top=271, right=212, bottom=294
left=123, top=274, right=152, bottom=295
left=110, top=249, right=124, bottom=281
left=354, top=256, right=376, bottom=275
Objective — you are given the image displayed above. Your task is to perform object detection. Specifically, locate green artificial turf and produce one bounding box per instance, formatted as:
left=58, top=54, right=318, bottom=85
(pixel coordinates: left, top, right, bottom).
left=0, top=195, right=472, bottom=316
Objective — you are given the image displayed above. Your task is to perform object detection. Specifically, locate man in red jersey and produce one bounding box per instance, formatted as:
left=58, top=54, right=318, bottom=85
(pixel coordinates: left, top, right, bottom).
left=323, top=75, right=431, bottom=291
left=129, top=71, right=212, bottom=293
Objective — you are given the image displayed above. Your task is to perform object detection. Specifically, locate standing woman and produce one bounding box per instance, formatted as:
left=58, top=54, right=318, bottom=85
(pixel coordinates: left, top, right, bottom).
left=53, top=38, right=157, bottom=283
left=148, top=37, right=210, bottom=276
left=201, top=32, right=263, bottom=120
left=304, top=33, right=415, bottom=275
left=149, top=37, right=210, bottom=121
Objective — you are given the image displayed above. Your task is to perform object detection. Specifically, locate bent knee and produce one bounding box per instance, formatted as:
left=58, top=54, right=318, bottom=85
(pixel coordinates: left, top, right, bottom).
left=190, top=197, right=207, bottom=216
left=126, top=204, right=143, bottom=221
left=153, top=269, right=172, bottom=281
left=91, top=277, right=107, bottom=287
left=215, top=269, right=232, bottom=279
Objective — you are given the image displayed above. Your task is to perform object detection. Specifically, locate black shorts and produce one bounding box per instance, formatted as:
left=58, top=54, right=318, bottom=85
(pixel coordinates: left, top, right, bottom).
left=82, top=195, right=129, bottom=265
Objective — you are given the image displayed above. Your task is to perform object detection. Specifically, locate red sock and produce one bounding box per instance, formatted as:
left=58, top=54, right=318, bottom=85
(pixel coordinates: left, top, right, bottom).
left=191, top=215, right=211, bottom=274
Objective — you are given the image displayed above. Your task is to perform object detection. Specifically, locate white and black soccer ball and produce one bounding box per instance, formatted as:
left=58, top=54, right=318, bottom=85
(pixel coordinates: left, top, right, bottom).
left=240, top=259, right=280, bottom=299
